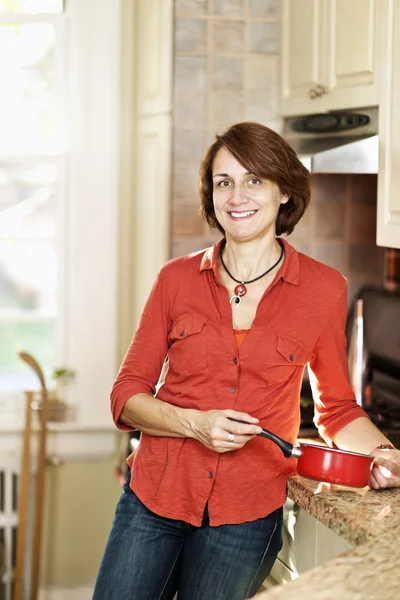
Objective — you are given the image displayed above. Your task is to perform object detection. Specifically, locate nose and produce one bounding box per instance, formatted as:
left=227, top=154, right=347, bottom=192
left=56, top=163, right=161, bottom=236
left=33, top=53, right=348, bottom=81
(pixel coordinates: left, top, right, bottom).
left=228, top=183, right=249, bottom=206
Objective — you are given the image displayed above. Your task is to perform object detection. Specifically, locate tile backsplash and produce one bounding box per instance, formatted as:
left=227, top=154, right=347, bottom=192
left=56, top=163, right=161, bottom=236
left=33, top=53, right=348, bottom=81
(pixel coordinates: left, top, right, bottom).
left=287, top=173, right=385, bottom=305
left=172, top=0, right=281, bottom=259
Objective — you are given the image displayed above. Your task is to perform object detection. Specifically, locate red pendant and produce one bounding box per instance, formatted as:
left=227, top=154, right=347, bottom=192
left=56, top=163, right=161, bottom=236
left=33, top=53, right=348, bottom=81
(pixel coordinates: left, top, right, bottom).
left=234, top=284, right=247, bottom=297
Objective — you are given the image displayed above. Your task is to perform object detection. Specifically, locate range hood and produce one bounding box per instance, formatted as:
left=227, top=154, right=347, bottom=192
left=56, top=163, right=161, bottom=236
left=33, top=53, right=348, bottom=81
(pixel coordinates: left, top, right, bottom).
left=282, top=107, right=379, bottom=174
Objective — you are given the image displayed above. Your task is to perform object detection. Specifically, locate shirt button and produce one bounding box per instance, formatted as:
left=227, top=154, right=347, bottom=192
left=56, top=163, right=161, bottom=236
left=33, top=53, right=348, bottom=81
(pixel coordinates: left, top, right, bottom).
left=180, top=331, right=185, bottom=337
left=229, top=386, right=236, bottom=393
left=290, top=354, right=295, bottom=361
left=207, top=472, right=213, bottom=479
left=233, top=357, right=238, bottom=364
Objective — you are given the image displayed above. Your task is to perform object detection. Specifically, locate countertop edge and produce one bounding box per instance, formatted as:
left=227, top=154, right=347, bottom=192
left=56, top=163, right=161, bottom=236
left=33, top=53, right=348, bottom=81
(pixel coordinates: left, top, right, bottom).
left=256, top=476, right=400, bottom=599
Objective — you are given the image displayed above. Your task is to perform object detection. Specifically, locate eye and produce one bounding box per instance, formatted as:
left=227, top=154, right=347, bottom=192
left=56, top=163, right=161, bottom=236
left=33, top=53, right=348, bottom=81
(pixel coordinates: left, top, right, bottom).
left=216, top=180, right=232, bottom=188
left=247, top=177, right=262, bottom=186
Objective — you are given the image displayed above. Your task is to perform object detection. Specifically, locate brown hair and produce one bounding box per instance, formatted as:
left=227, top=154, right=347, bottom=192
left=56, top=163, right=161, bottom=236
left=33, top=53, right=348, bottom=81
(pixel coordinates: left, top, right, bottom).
left=199, top=122, right=311, bottom=236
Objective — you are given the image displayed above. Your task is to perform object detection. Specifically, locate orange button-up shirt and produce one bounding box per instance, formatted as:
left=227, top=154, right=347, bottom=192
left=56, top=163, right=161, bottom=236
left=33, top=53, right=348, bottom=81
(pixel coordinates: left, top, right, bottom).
left=111, top=238, right=367, bottom=526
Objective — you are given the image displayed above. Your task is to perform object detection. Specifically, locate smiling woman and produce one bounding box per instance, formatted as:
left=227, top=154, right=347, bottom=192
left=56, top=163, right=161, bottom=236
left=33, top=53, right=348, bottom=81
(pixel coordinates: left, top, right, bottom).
left=93, top=121, right=400, bottom=600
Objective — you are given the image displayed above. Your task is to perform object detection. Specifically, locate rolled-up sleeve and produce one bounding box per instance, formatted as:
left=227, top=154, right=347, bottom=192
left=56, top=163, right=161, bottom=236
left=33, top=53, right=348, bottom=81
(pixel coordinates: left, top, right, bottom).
left=110, top=268, right=173, bottom=430
left=308, top=283, right=369, bottom=445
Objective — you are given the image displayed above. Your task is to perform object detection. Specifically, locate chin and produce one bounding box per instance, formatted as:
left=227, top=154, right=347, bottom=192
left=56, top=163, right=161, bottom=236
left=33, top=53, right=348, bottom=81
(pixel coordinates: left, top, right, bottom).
left=227, top=229, right=263, bottom=243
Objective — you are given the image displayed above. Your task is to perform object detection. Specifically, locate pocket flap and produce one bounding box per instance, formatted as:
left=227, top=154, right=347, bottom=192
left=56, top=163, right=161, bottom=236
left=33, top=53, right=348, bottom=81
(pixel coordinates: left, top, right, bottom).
left=169, top=318, right=206, bottom=343
left=276, top=334, right=308, bottom=365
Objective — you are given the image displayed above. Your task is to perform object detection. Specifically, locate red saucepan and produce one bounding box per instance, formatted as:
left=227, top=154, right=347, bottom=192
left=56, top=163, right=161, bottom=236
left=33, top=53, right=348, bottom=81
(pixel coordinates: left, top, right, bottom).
left=229, top=419, right=374, bottom=487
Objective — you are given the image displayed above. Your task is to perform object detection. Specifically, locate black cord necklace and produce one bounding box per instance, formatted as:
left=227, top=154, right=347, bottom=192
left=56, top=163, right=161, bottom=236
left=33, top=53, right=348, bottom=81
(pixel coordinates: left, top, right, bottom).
left=219, top=240, right=284, bottom=310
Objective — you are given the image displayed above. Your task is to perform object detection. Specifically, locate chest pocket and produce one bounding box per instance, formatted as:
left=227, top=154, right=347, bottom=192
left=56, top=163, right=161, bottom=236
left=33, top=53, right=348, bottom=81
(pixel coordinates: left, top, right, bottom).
left=168, top=318, right=207, bottom=376
left=263, top=334, right=309, bottom=385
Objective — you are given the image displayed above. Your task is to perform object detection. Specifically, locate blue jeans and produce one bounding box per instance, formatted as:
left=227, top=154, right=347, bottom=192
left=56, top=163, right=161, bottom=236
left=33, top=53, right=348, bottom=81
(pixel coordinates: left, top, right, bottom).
left=93, top=477, right=283, bottom=600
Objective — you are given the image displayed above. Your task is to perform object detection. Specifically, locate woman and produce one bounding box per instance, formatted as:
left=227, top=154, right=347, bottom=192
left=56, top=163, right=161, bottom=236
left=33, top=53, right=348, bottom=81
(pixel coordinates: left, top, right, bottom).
left=93, top=122, right=400, bottom=600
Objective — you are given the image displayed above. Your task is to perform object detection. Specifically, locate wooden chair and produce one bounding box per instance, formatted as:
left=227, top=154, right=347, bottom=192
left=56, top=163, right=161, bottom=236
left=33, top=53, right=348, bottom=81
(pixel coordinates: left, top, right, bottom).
left=13, top=353, right=49, bottom=600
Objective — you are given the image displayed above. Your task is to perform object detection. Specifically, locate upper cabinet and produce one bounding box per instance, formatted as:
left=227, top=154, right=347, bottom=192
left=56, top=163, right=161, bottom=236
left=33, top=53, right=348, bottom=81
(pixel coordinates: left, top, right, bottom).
left=377, top=0, right=400, bottom=249
left=281, top=0, right=382, bottom=116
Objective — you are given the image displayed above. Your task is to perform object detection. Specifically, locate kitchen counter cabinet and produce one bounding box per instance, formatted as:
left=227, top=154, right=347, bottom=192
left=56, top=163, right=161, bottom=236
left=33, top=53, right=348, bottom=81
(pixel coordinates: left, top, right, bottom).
left=256, top=476, right=400, bottom=599
left=269, top=500, right=352, bottom=586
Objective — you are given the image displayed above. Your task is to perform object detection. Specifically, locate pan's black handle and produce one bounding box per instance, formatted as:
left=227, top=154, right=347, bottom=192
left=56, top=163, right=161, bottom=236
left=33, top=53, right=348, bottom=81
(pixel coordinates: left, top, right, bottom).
left=257, top=429, right=299, bottom=458
left=227, top=417, right=301, bottom=459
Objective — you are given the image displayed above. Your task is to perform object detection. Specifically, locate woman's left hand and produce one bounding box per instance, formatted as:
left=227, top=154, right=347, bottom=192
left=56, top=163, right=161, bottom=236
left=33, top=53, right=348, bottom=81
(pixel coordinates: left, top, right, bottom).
left=369, top=448, right=400, bottom=489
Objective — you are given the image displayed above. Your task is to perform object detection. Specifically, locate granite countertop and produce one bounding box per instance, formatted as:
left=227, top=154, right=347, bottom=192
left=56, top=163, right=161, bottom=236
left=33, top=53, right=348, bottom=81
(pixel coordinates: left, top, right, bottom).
left=256, top=474, right=400, bottom=599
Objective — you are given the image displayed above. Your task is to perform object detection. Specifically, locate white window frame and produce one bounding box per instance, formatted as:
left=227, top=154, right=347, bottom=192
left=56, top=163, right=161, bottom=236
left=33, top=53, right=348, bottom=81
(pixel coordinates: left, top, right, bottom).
left=0, top=0, right=121, bottom=435
left=62, top=0, right=120, bottom=427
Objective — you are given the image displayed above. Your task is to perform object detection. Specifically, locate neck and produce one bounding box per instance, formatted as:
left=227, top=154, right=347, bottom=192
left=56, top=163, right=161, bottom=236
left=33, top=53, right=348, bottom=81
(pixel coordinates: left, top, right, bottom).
left=222, top=232, right=283, bottom=282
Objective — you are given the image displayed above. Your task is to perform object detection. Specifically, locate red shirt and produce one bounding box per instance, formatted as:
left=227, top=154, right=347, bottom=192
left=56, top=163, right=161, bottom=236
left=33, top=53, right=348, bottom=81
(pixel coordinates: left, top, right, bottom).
left=111, top=238, right=367, bottom=526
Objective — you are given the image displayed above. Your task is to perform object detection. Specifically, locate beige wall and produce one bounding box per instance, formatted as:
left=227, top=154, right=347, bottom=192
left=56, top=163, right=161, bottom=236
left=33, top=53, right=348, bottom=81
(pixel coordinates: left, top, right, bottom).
left=41, top=457, right=121, bottom=586
left=172, top=0, right=282, bottom=258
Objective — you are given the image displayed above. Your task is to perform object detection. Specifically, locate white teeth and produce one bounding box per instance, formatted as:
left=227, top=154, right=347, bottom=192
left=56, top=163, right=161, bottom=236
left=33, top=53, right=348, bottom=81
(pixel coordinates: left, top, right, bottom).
left=230, top=211, right=256, bottom=218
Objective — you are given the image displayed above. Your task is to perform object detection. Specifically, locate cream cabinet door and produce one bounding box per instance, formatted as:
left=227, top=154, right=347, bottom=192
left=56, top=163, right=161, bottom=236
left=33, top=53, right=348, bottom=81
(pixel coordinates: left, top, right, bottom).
left=136, top=0, right=173, bottom=116
left=377, top=0, right=400, bottom=249
left=281, top=0, right=383, bottom=116
left=281, top=0, right=323, bottom=116
left=320, top=0, right=381, bottom=110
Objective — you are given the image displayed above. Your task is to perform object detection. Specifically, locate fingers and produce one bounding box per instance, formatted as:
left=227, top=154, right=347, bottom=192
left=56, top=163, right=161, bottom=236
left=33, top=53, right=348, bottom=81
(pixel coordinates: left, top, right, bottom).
left=223, top=411, right=262, bottom=436
left=212, top=430, right=256, bottom=452
left=373, top=456, right=400, bottom=477
left=223, top=409, right=260, bottom=425
left=369, top=460, right=400, bottom=489
left=206, top=426, right=257, bottom=453
left=367, top=449, right=400, bottom=489
left=369, top=467, right=385, bottom=489
left=194, top=409, right=262, bottom=453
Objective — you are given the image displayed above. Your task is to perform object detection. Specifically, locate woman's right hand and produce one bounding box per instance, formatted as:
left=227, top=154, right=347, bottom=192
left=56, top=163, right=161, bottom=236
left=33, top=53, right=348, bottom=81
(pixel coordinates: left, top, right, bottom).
left=191, top=409, right=262, bottom=453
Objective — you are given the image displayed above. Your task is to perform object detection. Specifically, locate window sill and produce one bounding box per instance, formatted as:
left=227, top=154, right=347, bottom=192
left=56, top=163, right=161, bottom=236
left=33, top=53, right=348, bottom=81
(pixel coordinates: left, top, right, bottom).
left=0, top=422, right=118, bottom=460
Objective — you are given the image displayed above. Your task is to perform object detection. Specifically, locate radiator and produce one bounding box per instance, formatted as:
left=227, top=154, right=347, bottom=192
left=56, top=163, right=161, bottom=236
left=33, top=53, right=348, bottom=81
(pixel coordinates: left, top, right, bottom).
left=0, top=456, right=19, bottom=600
left=0, top=456, right=36, bottom=600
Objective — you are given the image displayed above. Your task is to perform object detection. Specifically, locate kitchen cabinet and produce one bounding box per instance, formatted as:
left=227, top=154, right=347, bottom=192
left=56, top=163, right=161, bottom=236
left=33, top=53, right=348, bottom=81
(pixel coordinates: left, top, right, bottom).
left=268, top=500, right=352, bottom=586
left=377, top=0, right=400, bottom=249
left=281, top=0, right=383, bottom=116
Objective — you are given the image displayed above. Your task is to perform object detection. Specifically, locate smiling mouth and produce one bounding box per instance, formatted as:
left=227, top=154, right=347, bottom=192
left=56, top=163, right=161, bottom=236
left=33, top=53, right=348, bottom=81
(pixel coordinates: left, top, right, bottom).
left=228, top=210, right=258, bottom=220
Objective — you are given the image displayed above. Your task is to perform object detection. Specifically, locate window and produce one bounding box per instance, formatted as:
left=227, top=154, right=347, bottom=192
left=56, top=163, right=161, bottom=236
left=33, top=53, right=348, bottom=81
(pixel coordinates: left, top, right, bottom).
left=0, top=0, right=121, bottom=428
left=0, top=1, right=66, bottom=391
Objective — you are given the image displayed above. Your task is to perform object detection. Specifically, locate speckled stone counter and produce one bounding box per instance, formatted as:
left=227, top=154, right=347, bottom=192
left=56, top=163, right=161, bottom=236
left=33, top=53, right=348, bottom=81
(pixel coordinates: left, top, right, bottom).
left=256, top=475, right=400, bottom=600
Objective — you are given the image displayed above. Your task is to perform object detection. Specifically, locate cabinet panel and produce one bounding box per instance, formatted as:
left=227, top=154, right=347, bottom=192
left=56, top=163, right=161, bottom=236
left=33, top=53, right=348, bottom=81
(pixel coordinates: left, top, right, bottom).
left=280, top=0, right=382, bottom=115
left=321, top=0, right=379, bottom=110
left=315, top=520, right=352, bottom=565
left=377, top=0, right=400, bottom=249
left=136, top=0, right=173, bottom=115
left=281, top=0, right=322, bottom=115
left=330, top=0, right=375, bottom=84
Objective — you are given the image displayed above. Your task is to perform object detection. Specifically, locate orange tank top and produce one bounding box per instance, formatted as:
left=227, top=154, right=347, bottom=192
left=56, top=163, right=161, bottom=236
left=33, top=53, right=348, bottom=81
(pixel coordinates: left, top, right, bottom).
left=233, top=329, right=250, bottom=350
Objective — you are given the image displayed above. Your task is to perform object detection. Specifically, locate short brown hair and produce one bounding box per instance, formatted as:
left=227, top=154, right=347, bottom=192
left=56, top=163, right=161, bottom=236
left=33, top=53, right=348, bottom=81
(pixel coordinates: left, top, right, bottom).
left=199, top=122, right=311, bottom=236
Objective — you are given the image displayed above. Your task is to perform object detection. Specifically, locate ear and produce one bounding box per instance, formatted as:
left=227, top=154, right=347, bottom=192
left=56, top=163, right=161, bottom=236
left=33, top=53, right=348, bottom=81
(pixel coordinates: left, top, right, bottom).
left=280, top=193, right=290, bottom=205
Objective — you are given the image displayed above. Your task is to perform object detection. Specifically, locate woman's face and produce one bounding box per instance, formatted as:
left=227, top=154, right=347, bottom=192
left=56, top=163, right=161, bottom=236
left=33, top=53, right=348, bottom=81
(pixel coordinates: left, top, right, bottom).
left=212, top=146, right=289, bottom=242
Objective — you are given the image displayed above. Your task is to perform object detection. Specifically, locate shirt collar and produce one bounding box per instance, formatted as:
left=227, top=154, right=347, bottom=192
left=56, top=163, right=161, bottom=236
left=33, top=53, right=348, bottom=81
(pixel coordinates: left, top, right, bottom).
left=199, top=237, right=300, bottom=286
